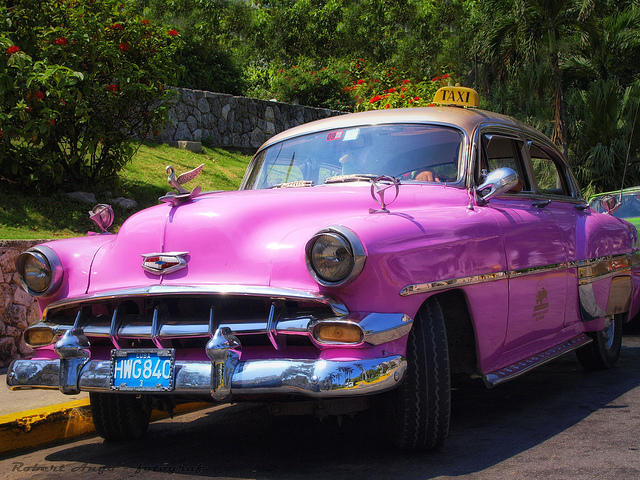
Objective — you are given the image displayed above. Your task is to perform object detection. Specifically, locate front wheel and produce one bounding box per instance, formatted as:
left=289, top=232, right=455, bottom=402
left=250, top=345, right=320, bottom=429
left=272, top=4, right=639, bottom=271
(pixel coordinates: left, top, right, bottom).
left=386, top=297, right=451, bottom=451
left=90, top=392, right=151, bottom=441
left=576, top=314, right=623, bottom=370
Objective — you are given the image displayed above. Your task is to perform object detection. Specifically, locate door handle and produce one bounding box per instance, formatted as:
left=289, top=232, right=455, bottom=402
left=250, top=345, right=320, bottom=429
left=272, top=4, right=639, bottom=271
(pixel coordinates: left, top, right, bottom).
left=533, top=199, right=552, bottom=209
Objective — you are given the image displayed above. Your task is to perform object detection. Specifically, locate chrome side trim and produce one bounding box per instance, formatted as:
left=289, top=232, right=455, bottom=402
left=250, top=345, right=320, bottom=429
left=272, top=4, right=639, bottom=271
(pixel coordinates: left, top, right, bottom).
left=43, top=285, right=349, bottom=318
left=400, top=252, right=640, bottom=297
left=483, top=334, right=592, bottom=387
left=400, top=272, right=508, bottom=296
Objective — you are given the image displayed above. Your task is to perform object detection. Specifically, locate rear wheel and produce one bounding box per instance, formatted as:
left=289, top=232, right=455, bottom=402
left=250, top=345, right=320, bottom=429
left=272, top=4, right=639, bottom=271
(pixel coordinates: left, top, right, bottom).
left=576, top=314, right=623, bottom=370
left=387, top=297, right=451, bottom=451
left=90, top=392, right=151, bottom=441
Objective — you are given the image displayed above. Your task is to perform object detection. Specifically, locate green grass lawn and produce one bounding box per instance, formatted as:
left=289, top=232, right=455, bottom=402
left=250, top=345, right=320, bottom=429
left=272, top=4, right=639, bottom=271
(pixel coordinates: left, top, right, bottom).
left=0, top=142, right=253, bottom=240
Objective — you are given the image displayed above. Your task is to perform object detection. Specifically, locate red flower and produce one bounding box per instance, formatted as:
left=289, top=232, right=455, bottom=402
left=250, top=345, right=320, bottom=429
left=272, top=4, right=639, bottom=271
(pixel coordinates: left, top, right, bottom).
left=107, top=84, right=118, bottom=94
left=25, top=106, right=33, bottom=113
left=119, top=42, right=130, bottom=52
left=409, top=98, right=414, bottom=104
left=110, top=23, right=124, bottom=30
left=49, top=118, right=55, bottom=126
left=369, top=95, right=382, bottom=103
left=35, top=91, right=45, bottom=100
left=414, top=96, right=420, bottom=101
left=7, top=45, right=20, bottom=55
left=357, top=79, right=365, bottom=84
left=442, top=74, right=450, bottom=79
left=384, top=104, right=390, bottom=109
left=401, top=87, right=408, bottom=92
left=432, top=75, right=442, bottom=82
left=168, top=29, right=178, bottom=37
left=402, top=79, right=410, bottom=84
left=54, top=37, right=68, bottom=46
left=142, top=19, right=149, bottom=26
left=388, top=88, right=396, bottom=93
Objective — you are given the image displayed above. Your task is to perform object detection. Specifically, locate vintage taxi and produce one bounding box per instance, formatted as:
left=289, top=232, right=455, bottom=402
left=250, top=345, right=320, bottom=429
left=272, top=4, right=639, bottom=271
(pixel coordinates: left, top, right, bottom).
left=8, top=86, right=640, bottom=451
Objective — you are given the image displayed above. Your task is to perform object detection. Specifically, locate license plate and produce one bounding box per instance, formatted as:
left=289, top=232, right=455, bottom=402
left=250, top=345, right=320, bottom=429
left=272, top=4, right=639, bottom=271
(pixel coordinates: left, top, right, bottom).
left=110, top=349, right=175, bottom=392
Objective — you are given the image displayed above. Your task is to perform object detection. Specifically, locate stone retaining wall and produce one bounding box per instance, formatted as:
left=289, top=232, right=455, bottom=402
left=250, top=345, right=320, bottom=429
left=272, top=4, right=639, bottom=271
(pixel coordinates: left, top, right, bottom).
left=156, top=88, right=345, bottom=150
left=0, top=240, right=42, bottom=368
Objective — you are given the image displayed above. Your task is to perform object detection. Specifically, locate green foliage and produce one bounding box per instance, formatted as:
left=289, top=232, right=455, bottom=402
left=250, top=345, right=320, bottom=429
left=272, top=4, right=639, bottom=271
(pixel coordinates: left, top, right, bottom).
left=270, top=58, right=354, bottom=110
left=568, top=79, right=640, bottom=197
left=135, top=0, right=249, bottom=94
left=0, top=0, right=182, bottom=192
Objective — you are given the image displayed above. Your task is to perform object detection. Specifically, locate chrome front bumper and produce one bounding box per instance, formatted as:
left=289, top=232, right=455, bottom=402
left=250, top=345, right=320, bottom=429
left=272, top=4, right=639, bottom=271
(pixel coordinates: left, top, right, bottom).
left=7, top=354, right=406, bottom=399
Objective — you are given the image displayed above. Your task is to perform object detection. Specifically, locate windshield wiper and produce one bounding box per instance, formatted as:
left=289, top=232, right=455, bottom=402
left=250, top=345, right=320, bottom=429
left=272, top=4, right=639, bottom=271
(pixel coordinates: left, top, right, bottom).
left=324, top=174, right=381, bottom=184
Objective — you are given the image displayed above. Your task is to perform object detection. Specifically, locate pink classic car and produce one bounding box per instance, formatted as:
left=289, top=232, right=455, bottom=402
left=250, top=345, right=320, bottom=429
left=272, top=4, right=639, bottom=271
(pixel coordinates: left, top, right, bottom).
left=8, top=87, right=640, bottom=451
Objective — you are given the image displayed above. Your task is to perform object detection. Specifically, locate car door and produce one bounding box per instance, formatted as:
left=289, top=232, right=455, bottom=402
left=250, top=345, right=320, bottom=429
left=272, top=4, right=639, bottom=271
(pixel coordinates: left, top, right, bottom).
left=479, top=132, right=578, bottom=353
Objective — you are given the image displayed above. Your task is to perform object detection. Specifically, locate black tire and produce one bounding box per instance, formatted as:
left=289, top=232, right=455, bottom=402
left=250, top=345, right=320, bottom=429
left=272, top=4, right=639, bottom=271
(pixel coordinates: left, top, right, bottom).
left=576, top=314, right=623, bottom=370
left=387, top=297, right=451, bottom=451
left=90, top=392, right=152, bottom=441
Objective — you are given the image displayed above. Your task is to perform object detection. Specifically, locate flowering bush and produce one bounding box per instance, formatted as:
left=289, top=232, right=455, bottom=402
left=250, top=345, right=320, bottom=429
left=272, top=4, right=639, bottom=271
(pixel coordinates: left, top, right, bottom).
left=344, top=59, right=454, bottom=111
left=0, top=0, right=182, bottom=191
left=270, top=58, right=354, bottom=111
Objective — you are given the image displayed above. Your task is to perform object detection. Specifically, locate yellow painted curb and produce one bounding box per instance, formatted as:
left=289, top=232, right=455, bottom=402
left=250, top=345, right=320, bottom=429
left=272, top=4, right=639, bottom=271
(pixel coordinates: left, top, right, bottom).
left=0, top=400, right=211, bottom=456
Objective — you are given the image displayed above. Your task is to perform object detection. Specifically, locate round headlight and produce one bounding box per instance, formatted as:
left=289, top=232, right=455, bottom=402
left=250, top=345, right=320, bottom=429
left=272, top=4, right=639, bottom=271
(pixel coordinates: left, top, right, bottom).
left=22, top=253, right=51, bottom=293
left=306, top=227, right=366, bottom=287
left=311, top=234, right=354, bottom=282
left=16, top=246, right=63, bottom=297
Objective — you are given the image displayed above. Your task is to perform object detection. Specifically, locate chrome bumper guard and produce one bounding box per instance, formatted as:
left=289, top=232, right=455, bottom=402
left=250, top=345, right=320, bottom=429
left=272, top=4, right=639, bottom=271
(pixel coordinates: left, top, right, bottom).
left=8, top=311, right=410, bottom=399
left=7, top=354, right=406, bottom=399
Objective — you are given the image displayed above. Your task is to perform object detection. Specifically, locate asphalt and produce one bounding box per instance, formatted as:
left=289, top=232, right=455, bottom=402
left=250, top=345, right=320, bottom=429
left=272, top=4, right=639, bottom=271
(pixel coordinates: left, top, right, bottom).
left=0, top=368, right=209, bottom=456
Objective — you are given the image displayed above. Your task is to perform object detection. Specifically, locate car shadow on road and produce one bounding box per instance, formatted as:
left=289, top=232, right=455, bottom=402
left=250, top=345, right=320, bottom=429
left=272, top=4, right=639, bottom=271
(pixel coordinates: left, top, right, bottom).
left=43, top=337, right=640, bottom=479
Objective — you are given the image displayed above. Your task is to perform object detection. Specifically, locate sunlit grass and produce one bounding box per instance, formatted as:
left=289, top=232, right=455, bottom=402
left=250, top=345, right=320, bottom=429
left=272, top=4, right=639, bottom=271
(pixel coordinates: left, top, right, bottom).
left=0, top=142, right=253, bottom=240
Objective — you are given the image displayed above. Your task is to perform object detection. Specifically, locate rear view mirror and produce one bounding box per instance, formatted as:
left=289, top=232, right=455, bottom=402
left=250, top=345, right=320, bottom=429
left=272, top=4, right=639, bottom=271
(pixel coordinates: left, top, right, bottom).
left=599, top=194, right=621, bottom=214
left=476, top=167, right=519, bottom=203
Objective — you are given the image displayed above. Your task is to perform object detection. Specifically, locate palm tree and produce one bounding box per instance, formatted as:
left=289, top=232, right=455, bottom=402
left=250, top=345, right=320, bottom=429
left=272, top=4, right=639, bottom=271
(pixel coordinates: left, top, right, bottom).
left=481, top=0, right=593, bottom=158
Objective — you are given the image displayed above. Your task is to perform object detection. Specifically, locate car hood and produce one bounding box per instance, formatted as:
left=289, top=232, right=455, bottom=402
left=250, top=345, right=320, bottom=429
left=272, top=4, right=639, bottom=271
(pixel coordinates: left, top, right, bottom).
left=85, top=184, right=453, bottom=295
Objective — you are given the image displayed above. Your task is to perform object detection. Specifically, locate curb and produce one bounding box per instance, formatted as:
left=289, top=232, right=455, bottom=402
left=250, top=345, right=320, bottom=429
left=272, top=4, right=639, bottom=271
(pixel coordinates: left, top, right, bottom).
left=0, top=399, right=210, bottom=456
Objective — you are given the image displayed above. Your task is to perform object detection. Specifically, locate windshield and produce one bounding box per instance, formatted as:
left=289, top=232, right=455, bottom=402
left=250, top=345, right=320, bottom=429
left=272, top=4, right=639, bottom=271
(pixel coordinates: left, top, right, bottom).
left=590, top=191, right=640, bottom=218
left=242, top=124, right=464, bottom=190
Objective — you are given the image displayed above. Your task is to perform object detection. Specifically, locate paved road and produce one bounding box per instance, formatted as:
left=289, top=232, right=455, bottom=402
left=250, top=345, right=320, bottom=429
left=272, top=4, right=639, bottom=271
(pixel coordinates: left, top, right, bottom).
left=2, top=335, right=640, bottom=480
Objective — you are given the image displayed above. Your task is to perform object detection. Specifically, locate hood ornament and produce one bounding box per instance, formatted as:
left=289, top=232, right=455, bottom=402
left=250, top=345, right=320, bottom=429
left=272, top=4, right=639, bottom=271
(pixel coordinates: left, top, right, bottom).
left=89, top=204, right=114, bottom=232
left=141, top=251, right=188, bottom=275
left=369, top=175, right=400, bottom=214
left=160, top=164, right=205, bottom=206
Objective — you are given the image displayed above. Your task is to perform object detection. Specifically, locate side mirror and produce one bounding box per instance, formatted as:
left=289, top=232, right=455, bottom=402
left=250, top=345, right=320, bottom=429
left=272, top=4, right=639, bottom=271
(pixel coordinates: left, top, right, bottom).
left=476, top=167, right=519, bottom=203
left=599, top=194, right=621, bottom=214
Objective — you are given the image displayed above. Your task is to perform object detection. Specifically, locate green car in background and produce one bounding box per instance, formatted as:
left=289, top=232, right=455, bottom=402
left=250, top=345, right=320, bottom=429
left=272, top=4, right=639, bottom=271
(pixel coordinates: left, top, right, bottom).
left=589, top=187, right=640, bottom=230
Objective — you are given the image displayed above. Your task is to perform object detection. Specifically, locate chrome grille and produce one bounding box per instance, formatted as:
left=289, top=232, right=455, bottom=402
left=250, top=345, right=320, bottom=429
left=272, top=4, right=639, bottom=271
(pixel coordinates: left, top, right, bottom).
left=43, top=293, right=340, bottom=350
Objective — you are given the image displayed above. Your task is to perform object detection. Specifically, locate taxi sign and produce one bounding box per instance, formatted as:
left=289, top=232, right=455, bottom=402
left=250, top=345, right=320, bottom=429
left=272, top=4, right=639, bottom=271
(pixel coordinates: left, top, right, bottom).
left=433, top=86, right=480, bottom=108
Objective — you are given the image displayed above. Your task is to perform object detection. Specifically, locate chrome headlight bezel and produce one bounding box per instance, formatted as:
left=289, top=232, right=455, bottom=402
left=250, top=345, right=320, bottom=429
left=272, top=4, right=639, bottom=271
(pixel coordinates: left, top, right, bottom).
left=305, top=226, right=366, bottom=287
left=15, top=246, right=63, bottom=297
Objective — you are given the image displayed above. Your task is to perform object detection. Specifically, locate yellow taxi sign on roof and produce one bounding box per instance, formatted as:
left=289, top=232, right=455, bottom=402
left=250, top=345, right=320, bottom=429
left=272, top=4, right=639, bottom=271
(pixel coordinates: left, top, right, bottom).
left=433, top=86, right=480, bottom=108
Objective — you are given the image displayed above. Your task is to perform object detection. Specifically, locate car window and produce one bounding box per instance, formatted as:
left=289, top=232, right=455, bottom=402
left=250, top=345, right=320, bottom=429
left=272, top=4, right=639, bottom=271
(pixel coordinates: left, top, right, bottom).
left=242, top=124, right=464, bottom=189
left=480, top=134, right=529, bottom=192
left=529, top=143, right=571, bottom=196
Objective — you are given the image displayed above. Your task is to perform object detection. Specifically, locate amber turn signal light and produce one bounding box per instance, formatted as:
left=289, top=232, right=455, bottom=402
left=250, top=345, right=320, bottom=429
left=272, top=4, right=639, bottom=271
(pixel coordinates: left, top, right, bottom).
left=24, top=326, right=56, bottom=347
left=315, top=323, right=363, bottom=344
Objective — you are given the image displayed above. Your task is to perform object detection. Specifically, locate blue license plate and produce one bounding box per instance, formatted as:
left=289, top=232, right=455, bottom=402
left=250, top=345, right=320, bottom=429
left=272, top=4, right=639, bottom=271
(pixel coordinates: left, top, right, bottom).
left=110, top=349, right=175, bottom=392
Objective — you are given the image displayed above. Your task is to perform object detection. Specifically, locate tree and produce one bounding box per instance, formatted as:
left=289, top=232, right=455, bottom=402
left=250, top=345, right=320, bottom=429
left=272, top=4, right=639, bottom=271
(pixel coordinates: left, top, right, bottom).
left=480, top=0, right=592, bottom=158
left=568, top=79, right=640, bottom=196
left=0, top=0, right=181, bottom=191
